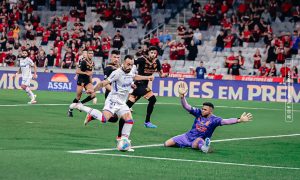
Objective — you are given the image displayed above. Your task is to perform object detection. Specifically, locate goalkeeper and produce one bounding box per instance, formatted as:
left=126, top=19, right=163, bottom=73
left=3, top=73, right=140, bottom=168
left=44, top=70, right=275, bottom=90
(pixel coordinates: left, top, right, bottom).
left=164, top=82, right=253, bottom=153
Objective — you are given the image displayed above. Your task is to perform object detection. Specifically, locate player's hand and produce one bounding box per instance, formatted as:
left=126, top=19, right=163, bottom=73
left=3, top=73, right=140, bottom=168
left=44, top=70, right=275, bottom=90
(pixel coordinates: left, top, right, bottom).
left=148, top=76, right=154, bottom=81
left=238, top=112, right=253, bottom=123
left=33, top=74, right=38, bottom=79
left=178, top=82, right=188, bottom=97
left=131, top=84, right=137, bottom=89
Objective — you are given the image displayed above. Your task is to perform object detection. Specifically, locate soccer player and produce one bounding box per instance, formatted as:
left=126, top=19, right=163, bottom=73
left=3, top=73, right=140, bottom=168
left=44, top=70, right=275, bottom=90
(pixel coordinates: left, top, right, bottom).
left=14, top=50, right=37, bottom=104
left=103, top=50, right=121, bottom=99
left=74, top=55, right=154, bottom=148
left=68, top=49, right=96, bottom=117
left=117, top=46, right=167, bottom=135
left=164, top=83, right=253, bottom=153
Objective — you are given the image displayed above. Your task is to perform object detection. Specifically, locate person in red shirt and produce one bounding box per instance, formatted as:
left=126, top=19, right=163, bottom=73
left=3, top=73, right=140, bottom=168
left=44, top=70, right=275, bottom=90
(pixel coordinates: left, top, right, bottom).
left=177, top=39, right=186, bottom=60
left=0, top=51, right=6, bottom=66
left=224, top=32, right=234, bottom=52
left=4, top=49, right=16, bottom=67
left=253, top=49, right=262, bottom=69
left=280, top=64, right=290, bottom=78
left=242, top=25, right=251, bottom=43
left=221, top=1, right=229, bottom=15
left=259, top=62, right=269, bottom=76
left=276, top=43, right=285, bottom=64
left=149, top=33, right=160, bottom=47
left=225, top=52, right=237, bottom=73
left=169, top=41, right=178, bottom=60
left=188, top=14, right=200, bottom=30
left=161, top=59, right=171, bottom=75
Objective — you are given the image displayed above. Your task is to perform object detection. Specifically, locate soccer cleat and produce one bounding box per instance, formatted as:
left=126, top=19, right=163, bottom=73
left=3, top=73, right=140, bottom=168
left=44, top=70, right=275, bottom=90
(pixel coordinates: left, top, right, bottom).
left=67, top=110, right=73, bottom=117
left=201, top=138, right=211, bottom=153
left=144, top=122, right=157, bottom=128
left=84, top=114, right=94, bottom=126
left=130, top=108, right=134, bottom=112
left=28, top=95, right=37, bottom=104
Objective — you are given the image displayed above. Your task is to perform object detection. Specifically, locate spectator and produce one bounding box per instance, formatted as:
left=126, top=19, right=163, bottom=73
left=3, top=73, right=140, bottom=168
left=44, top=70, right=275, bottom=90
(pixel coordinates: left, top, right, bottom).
left=93, top=21, right=103, bottom=35
left=61, top=49, right=74, bottom=69
left=187, top=40, right=198, bottom=61
left=208, top=69, right=216, bottom=76
left=268, top=61, right=277, bottom=77
left=112, top=30, right=125, bottom=50
left=0, top=32, right=7, bottom=51
left=259, top=62, right=269, bottom=76
left=225, top=52, right=237, bottom=74
left=291, top=30, right=300, bottom=55
left=224, top=31, right=234, bottom=52
left=266, top=42, right=277, bottom=63
left=236, top=50, right=245, bottom=68
left=46, top=49, right=55, bottom=68
left=0, top=51, right=6, bottom=66
left=230, top=61, right=241, bottom=76
left=276, top=42, right=285, bottom=64
left=213, top=30, right=225, bottom=53
left=280, top=64, right=290, bottom=79
left=193, top=29, right=202, bottom=45
left=253, top=49, right=262, bottom=69
left=149, top=33, right=160, bottom=47
left=161, top=59, right=171, bottom=75
left=4, top=48, right=16, bottom=67
left=176, top=39, right=186, bottom=60
left=36, top=49, right=47, bottom=68
left=291, top=66, right=298, bottom=83
left=169, top=41, right=178, bottom=60
left=195, top=61, right=206, bottom=79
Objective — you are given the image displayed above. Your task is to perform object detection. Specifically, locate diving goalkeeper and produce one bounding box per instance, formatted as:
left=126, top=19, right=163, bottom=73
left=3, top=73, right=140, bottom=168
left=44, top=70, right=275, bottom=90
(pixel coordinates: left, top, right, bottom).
left=164, top=82, right=253, bottom=153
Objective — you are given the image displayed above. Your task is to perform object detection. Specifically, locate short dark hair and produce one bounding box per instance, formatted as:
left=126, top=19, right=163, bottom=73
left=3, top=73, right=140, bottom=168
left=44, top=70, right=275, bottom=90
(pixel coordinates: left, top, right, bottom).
left=124, top=55, right=133, bottom=61
left=148, top=46, right=158, bottom=52
left=111, top=50, right=120, bottom=55
left=203, top=102, right=214, bottom=109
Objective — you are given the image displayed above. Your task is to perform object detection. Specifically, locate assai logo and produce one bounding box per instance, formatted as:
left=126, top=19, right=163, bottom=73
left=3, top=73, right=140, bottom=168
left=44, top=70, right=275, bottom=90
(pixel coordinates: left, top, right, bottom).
left=48, top=73, right=72, bottom=91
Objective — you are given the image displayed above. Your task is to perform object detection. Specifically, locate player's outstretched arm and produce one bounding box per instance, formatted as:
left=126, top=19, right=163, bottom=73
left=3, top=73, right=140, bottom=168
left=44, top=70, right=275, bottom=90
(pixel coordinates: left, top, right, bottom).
left=178, top=82, right=192, bottom=112
left=94, top=80, right=110, bottom=92
left=221, top=112, right=253, bottom=125
left=134, top=75, right=154, bottom=81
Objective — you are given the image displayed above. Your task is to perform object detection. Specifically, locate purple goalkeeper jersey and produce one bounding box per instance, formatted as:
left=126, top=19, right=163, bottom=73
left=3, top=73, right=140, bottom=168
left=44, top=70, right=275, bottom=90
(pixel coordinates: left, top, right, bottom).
left=185, top=107, right=222, bottom=141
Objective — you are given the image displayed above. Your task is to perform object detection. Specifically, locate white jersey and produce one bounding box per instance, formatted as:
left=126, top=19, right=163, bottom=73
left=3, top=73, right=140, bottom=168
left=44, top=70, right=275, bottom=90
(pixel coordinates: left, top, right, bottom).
left=19, top=57, right=34, bottom=78
left=107, top=68, right=135, bottom=104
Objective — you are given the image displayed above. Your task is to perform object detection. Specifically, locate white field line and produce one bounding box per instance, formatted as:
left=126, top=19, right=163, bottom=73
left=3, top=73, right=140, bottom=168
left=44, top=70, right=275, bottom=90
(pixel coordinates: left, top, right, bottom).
left=0, top=102, right=299, bottom=112
left=83, top=152, right=300, bottom=170
left=68, top=133, right=300, bottom=154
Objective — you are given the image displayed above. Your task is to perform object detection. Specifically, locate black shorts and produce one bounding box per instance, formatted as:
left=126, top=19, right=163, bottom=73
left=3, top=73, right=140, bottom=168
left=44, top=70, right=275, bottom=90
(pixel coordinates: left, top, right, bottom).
left=131, top=84, right=151, bottom=97
left=77, top=77, right=90, bottom=87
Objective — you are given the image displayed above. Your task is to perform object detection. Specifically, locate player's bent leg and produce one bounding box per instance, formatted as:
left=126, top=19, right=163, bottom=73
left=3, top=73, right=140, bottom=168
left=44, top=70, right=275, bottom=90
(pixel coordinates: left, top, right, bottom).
left=192, top=137, right=211, bottom=153
left=68, top=85, right=84, bottom=117
left=164, top=138, right=177, bottom=147
left=22, top=83, right=36, bottom=104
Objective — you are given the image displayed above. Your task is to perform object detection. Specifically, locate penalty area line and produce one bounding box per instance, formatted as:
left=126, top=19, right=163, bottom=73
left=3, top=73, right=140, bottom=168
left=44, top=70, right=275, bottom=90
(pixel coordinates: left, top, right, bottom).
left=0, top=102, right=299, bottom=112
left=68, top=133, right=300, bottom=154
left=83, top=152, right=300, bottom=170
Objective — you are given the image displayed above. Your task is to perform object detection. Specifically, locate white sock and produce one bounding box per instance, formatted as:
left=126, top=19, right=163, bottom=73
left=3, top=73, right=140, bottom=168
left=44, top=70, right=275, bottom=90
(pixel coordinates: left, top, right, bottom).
left=25, top=87, right=34, bottom=99
left=79, top=105, right=104, bottom=122
left=121, top=120, right=134, bottom=138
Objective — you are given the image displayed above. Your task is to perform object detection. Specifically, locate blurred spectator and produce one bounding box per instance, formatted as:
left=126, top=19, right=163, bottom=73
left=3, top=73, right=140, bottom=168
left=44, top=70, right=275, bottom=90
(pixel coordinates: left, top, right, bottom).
left=225, top=52, right=237, bottom=74
left=4, top=48, right=16, bottom=67
left=266, top=42, right=277, bottom=63
left=259, top=62, right=269, bottom=76
left=176, top=39, right=186, bottom=60
left=230, top=61, right=241, bottom=76
left=187, top=40, right=198, bottom=61
left=161, top=59, right=171, bottom=75
left=195, top=61, right=206, bottom=79
left=253, top=49, right=262, bottom=69
left=169, top=41, right=177, bottom=60
left=193, top=29, right=202, bottom=45
left=112, top=30, right=125, bottom=50
left=280, top=64, right=290, bottom=79
left=50, top=0, right=56, bottom=11
left=291, top=66, right=298, bottom=83
left=291, top=30, right=300, bottom=55
left=0, top=51, right=6, bottom=66
left=208, top=69, right=216, bottom=76
left=224, top=31, right=234, bottom=52
left=268, top=61, right=277, bottom=77
left=149, top=33, right=160, bottom=47
left=61, top=49, right=74, bottom=69
left=0, top=32, right=7, bottom=51
left=213, top=30, right=225, bottom=52
left=158, top=30, right=172, bottom=43
left=93, top=21, right=103, bottom=35
left=46, top=49, right=55, bottom=68
left=36, top=49, right=47, bottom=68
left=276, top=42, right=285, bottom=64
left=236, top=50, right=245, bottom=68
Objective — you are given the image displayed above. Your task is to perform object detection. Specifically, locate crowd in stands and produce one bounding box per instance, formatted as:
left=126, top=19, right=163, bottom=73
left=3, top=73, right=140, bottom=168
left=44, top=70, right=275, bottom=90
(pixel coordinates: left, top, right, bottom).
left=0, top=0, right=299, bottom=82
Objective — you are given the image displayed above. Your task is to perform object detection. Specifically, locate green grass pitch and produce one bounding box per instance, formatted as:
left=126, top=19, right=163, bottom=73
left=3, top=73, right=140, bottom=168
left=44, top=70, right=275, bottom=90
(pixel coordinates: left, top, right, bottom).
left=0, top=89, right=300, bottom=179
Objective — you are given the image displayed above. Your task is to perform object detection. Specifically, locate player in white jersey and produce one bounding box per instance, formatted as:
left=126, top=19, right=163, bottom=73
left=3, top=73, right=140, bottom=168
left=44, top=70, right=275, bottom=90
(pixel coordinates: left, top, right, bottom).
left=74, top=55, right=154, bottom=150
left=14, top=50, right=37, bottom=104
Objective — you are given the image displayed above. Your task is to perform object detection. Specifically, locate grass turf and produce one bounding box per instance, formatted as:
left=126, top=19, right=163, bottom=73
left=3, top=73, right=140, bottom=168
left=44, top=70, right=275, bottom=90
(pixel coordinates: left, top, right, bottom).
left=0, top=89, right=299, bottom=179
